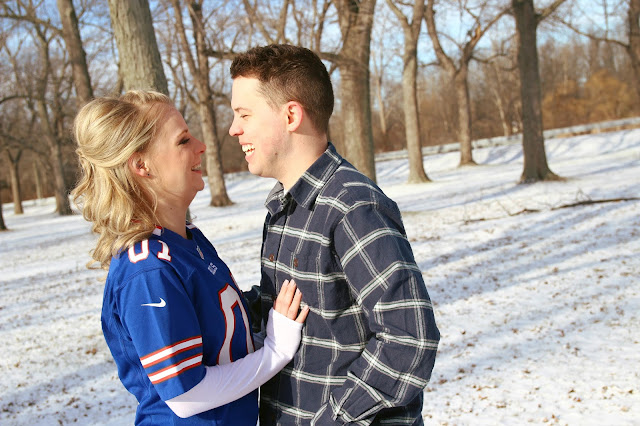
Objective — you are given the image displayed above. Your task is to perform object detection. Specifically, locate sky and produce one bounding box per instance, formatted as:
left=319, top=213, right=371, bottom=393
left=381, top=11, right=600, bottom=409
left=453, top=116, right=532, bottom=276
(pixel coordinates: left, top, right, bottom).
left=0, top=128, right=639, bottom=425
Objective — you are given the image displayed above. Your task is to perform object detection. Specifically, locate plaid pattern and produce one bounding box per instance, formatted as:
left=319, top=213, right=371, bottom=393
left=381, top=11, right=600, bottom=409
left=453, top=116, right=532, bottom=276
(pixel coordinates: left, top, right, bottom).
left=258, top=144, right=440, bottom=425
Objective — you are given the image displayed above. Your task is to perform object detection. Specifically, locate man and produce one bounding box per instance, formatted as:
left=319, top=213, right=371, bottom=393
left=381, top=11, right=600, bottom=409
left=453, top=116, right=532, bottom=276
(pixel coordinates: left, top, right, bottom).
left=229, top=44, right=439, bottom=425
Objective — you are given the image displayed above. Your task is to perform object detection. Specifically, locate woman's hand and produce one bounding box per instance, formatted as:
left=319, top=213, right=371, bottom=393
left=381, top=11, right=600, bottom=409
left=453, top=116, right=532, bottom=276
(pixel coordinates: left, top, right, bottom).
left=273, top=279, right=309, bottom=323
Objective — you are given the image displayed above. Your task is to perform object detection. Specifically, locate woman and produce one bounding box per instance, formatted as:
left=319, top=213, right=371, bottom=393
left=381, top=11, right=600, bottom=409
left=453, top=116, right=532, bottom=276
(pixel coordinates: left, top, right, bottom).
left=72, top=90, right=308, bottom=425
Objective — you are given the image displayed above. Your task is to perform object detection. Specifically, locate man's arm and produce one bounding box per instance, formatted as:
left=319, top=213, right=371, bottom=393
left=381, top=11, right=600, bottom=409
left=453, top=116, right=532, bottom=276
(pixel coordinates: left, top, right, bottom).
left=316, top=201, right=440, bottom=424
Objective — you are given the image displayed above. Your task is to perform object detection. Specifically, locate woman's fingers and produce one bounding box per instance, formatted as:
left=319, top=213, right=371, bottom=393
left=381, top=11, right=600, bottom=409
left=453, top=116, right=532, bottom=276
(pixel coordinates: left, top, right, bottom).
left=274, top=279, right=309, bottom=322
left=295, top=305, right=310, bottom=324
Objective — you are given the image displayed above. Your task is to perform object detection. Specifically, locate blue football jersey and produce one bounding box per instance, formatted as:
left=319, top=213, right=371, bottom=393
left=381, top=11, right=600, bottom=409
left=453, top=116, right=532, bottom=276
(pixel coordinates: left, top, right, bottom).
left=102, top=224, right=258, bottom=425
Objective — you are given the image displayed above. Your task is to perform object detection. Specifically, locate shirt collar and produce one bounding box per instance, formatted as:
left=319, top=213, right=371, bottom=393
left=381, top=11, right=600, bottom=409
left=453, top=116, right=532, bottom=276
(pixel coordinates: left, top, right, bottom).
left=265, top=142, right=342, bottom=214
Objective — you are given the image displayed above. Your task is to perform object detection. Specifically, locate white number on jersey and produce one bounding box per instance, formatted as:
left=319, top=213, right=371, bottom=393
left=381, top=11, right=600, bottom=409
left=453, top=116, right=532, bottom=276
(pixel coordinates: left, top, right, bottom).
left=128, top=239, right=172, bottom=263
left=218, top=284, right=254, bottom=364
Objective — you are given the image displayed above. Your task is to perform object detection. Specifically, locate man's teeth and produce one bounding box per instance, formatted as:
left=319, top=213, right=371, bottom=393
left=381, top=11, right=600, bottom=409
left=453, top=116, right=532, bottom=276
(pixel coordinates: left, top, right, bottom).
left=242, top=144, right=255, bottom=153
left=192, top=165, right=201, bottom=171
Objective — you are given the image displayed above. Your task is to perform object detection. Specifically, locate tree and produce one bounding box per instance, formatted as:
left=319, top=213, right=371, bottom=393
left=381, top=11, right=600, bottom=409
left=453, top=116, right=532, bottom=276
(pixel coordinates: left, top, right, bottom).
left=210, top=0, right=378, bottom=181
left=167, top=0, right=232, bottom=207
left=425, top=0, right=508, bottom=166
left=107, top=0, right=169, bottom=94
left=333, top=0, right=378, bottom=182
left=512, top=0, right=566, bottom=183
left=482, top=52, right=521, bottom=137
left=0, top=179, right=7, bottom=230
left=386, top=0, right=430, bottom=183
left=4, top=148, right=24, bottom=214
left=2, top=0, right=77, bottom=215
left=56, top=0, right=93, bottom=106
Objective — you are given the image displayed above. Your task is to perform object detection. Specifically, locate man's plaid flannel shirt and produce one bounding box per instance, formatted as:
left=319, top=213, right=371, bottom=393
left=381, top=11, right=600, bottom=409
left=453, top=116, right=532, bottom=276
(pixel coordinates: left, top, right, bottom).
left=258, top=143, right=440, bottom=425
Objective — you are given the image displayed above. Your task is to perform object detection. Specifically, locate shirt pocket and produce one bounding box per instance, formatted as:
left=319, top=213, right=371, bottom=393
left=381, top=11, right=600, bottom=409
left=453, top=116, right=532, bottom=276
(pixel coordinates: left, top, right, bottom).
left=280, top=244, right=353, bottom=313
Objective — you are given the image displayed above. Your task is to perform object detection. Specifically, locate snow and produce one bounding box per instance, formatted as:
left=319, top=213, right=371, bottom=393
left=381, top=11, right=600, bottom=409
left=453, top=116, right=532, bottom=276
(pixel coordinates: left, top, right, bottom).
left=1, top=129, right=639, bottom=425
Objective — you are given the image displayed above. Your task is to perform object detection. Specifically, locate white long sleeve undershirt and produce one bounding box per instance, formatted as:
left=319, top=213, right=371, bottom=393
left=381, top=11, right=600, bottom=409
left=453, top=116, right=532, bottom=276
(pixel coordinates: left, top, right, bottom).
left=165, top=309, right=302, bottom=418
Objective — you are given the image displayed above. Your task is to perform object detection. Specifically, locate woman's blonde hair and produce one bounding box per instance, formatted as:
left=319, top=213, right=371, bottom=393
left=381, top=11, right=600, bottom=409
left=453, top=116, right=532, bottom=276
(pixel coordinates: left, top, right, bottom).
left=71, top=90, right=173, bottom=270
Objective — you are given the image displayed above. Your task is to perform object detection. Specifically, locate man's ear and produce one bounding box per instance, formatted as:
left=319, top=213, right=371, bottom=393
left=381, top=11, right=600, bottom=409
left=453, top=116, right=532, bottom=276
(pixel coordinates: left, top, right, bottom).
left=284, top=101, right=303, bottom=132
left=128, top=153, right=149, bottom=177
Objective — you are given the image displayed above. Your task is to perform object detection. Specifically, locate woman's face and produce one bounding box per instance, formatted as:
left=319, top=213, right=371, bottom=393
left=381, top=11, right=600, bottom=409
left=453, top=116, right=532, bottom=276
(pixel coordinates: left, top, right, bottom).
left=145, top=106, right=206, bottom=207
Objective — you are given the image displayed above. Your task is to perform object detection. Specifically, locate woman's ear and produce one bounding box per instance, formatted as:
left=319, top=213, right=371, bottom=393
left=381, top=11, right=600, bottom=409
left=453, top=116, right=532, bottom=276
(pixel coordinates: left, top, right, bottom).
left=284, top=101, right=303, bottom=132
left=128, top=154, right=149, bottom=177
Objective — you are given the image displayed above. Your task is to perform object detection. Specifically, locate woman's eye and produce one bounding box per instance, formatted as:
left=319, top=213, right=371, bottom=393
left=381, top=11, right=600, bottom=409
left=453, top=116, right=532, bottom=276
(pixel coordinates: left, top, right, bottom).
left=179, top=138, right=190, bottom=145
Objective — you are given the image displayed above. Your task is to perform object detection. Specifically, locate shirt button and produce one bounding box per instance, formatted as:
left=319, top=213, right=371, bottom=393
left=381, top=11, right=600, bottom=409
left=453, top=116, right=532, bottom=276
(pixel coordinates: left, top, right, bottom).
left=269, top=254, right=274, bottom=262
left=293, top=258, right=299, bottom=267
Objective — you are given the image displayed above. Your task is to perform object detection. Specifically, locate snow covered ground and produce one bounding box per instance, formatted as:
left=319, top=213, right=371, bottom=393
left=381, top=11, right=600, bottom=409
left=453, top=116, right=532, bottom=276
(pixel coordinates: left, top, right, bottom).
left=1, top=129, right=639, bottom=425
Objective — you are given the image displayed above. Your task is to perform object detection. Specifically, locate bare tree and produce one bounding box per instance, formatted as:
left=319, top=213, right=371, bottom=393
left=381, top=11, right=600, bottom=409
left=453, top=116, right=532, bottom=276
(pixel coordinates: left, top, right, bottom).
left=512, top=0, right=566, bottom=183
left=32, top=27, right=74, bottom=214
left=425, top=0, right=508, bottom=166
left=0, top=188, right=6, bottom=230
left=2, top=4, right=75, bottom=215
left=385, top=0, right=430, bottom=183
left=4, top=148, right=24, bottom=214
left=168, top=0, right=232, bottom=207
left=0, top=94, right=27, bottom=214
left=107, top=0, right=169, bottom=94
left=332, top=0, right=378, bottom=181
left=56, top=0, right=93, bottom=106
left=481, top=39, right=521, bottom=137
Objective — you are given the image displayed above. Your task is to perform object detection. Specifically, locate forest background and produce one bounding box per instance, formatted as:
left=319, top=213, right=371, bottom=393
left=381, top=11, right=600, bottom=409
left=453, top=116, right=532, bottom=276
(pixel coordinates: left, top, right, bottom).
left=1, top=0, right=639, bottom=224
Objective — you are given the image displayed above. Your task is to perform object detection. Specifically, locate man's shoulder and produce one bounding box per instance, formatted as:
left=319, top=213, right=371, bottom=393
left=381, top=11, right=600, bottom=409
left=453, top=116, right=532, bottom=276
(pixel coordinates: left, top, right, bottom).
left=321, top=163, right=394, bottom=208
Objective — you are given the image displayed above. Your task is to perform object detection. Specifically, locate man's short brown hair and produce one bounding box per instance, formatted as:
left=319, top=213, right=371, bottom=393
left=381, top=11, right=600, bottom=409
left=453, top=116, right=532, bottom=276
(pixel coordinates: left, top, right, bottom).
left=230, top=44, right=334, bottom=134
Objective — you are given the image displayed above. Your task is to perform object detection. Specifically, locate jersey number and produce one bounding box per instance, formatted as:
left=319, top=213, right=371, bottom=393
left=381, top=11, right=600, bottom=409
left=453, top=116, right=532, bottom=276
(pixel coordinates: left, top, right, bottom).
left=218, top=284, right=254, bottom=365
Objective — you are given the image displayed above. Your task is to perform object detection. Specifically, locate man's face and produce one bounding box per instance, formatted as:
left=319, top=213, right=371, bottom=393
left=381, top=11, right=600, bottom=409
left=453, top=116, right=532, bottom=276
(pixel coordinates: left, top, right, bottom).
left=229, top=77, right=290, bottom=182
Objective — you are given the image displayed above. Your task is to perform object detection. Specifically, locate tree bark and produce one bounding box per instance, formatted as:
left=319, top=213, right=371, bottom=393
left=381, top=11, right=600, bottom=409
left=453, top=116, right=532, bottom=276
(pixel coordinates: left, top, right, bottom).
left=627, top=0, right=640, bottom=100
left=6, top=149, right=24, bottom=214
left=56, top=0, right=93, bottom=106
left=335, top=0, right=377, bottom=182
left=34, top=29, right=73, bottom=215
left=33, top=158, right=43, bottom=200
left=0, top=189, right=6, bottom=231
left=425, top=0, right=475, bottom=166
left=513, top=0, right=559, bottom=182
left=373, top=72, right=388, bottom=146
left=387, top=0, right=429, bottom=183
left=426, top=0, right=508, bottom=167
left=182, top=0, right=232, bottom=207
left=107, top=0, right=169, bottom=94
left=454, top=66, right=474, bottom=166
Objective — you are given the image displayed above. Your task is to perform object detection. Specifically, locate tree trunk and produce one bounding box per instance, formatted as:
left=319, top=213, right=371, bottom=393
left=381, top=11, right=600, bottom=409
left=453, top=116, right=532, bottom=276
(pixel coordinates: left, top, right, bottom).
left=188, top=1, right=232, bottom=207
left=0, top=190, right=6, bottom=231
left=488, top=62, right=512, bottom=137
left=56, top=0, right=93, bottom=106
left=402, top=48, right=429, bottom=182
left=6, top=150, right=24, bottom=214
left=627, top=0, right=640, bottom=100
left=513, top=0, right=559, bottom=183
left=33, top=158, right=43, bottom=200
left=34, top=30, right=73, bottom=215
left=454, top=67, right=475, bottom=166
left=387, top=0, right=429, bottom=183
left=107, top=0, right=169, bottom=94
left=373, top=72, right=388, bottom=148
left=335, top=0, right=377, bottom=182
left=199, top=101, right=231, bottom=206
